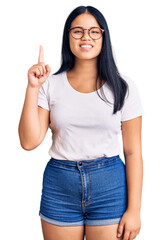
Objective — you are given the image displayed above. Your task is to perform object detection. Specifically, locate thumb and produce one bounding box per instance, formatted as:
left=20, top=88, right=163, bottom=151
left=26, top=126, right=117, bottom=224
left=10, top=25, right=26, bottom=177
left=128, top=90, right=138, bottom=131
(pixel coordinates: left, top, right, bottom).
left=46, top=64, right=51, bottom=71
left=45, top=64, right=51, bottom=75
left=117, top=222, right=124, bottom=238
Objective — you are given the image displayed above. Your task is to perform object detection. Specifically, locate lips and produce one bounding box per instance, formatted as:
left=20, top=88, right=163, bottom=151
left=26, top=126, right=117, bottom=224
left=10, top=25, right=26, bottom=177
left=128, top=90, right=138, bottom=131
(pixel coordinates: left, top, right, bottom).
left=80, top=44, right=93, bottom=47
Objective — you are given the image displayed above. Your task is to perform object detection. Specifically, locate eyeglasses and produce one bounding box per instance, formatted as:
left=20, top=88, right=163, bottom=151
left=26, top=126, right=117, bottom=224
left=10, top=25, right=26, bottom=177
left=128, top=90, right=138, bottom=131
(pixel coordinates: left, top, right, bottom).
left=68, top=26, right=104, bottom=40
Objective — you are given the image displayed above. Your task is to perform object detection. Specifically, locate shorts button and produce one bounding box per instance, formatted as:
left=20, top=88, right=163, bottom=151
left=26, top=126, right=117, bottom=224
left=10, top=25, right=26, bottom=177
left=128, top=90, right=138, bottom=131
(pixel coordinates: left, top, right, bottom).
left=78, top=162, right=82, bottom=166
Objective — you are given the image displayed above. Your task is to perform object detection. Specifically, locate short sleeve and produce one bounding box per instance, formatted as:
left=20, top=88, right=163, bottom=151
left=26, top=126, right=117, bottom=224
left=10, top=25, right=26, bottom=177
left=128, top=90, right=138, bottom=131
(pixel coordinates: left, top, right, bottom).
left=38, top=76, right=50, bottom=111
left=121, top=76, right=145, bottom=121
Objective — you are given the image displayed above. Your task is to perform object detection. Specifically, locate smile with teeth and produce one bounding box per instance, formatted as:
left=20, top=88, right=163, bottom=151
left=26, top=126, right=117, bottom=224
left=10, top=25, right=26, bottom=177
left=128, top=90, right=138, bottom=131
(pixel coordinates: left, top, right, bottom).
left=80, top=45, right=93, bottom=48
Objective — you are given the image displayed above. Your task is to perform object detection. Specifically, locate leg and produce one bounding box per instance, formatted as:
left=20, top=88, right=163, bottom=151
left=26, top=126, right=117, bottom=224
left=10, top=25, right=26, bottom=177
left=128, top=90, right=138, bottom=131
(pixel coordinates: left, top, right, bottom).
left=83, top=157, right=127, bottom=240
left=41, top=219, right=85, bottom=240
left=85, top=224, right=123, bottom=240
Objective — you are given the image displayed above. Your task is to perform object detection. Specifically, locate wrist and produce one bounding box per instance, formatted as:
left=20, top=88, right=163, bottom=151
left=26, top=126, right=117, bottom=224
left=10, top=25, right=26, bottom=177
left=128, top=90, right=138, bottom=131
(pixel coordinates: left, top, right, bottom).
left=26, top=84, right=40, bottom=92
left=127, top=207, right=141, bottom=213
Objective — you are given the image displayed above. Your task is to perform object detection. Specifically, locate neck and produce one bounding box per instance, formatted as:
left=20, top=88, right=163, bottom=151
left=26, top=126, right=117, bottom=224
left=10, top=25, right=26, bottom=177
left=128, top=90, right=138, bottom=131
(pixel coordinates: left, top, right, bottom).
left=71, top=58, right=98, bottom=81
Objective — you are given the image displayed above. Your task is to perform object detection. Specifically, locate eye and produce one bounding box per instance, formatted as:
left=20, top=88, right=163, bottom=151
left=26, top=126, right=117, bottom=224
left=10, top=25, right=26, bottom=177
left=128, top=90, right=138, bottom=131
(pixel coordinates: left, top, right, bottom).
left=74, top=31, right=82, bottom=33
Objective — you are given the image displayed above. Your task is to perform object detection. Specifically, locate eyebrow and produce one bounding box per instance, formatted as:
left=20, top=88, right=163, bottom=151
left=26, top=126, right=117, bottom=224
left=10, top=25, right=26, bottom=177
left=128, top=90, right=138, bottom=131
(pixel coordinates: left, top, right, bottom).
left=70, top=26, right=100, bottom=29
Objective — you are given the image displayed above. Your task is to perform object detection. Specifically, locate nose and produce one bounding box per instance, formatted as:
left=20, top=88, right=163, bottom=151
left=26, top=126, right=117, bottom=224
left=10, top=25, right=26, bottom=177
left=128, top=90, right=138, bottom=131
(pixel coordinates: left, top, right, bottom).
left=81, top=29, right=91, bottom=40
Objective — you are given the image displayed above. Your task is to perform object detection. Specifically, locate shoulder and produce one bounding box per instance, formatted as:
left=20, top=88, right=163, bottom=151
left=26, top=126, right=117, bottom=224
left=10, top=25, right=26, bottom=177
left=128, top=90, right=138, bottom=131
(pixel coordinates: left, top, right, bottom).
left=42, top=71, right=65, bottom=90
left=48, top=71, right=64, bottom=84
left=120, top=74, right=136, bottom=88
left=120, top=74, right=140, bottom=100
left=103, top=74, right=137, bottom=103
left=120, top=74, right=145, bottom=121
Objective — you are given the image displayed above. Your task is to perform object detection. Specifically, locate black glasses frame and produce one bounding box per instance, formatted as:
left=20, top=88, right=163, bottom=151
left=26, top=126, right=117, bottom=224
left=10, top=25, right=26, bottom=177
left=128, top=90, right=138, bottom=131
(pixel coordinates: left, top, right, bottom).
left=68, top=26, right=105, bottom=40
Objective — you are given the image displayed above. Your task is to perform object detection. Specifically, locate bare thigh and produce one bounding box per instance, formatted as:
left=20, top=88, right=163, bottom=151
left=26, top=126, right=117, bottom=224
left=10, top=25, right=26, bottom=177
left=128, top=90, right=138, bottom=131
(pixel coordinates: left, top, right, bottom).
left=85, top=223, right=123, bottom=240
left=41, top=219, right=85, bottom=240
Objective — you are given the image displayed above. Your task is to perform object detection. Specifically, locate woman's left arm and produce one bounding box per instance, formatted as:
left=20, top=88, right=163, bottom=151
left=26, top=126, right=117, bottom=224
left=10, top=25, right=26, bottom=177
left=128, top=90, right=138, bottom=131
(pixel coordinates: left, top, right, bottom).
left=117, top=116, right=143, bottom=240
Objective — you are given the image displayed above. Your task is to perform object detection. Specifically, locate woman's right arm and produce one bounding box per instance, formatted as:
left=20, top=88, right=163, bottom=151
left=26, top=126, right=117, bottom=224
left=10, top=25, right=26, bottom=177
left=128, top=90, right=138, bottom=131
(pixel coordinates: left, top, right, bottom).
left=18, top=45, right=51, bottom=150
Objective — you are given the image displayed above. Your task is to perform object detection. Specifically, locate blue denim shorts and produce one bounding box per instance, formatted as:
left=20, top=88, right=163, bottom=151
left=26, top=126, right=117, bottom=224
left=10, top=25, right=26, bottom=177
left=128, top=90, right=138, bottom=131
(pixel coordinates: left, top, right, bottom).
left=39, top=155, right=128, bottom=226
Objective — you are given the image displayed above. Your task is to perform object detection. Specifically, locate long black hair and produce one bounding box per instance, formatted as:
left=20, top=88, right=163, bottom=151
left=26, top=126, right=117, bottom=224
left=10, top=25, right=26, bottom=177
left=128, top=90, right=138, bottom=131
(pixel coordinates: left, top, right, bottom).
left=53, top=5, right=129, bottom=114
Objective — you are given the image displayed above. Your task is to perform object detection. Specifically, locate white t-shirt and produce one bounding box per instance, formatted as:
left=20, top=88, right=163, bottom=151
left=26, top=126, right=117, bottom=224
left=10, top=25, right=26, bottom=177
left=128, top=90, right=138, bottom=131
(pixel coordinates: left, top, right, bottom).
left=38, top=71, right=145, bottom=161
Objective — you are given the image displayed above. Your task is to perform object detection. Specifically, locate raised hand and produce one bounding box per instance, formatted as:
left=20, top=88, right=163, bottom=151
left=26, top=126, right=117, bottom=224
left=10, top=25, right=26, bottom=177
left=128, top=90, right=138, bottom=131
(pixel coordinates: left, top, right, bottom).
left=28, top=45, right=51, bottom=88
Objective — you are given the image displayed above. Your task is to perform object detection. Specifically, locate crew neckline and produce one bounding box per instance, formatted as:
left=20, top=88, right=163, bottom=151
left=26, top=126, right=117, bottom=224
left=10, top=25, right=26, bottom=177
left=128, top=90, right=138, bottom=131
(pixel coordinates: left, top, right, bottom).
left=64, top=71, right=106, bottom=95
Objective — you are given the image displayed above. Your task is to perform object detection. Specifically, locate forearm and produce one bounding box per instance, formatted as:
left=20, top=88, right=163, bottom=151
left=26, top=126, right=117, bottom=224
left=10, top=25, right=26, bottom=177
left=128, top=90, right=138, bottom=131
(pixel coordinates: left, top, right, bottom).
left=125, top=153, right=143, bottom=212
left=18, top=85, right=41, bottom=149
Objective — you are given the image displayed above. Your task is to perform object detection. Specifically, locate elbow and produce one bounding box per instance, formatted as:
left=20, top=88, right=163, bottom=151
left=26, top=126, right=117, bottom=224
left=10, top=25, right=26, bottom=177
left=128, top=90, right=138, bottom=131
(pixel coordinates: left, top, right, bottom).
left=19, top=139, right=40, bottom=151
left=18, top=129, right=41, bottom=151
left=21, top=144, right=36, bottom=151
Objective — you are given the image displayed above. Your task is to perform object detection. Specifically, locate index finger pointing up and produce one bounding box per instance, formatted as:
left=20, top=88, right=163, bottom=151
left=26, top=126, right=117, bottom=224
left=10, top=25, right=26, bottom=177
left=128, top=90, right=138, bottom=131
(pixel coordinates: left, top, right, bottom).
left=38, top=45, right=44, bottom=63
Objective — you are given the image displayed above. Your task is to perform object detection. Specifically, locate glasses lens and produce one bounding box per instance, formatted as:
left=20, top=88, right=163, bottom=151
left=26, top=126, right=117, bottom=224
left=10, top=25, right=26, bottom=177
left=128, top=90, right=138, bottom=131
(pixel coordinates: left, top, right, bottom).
left=71, top=27, right=83, bottom=39
left=90, top=27, right=102, bottom=39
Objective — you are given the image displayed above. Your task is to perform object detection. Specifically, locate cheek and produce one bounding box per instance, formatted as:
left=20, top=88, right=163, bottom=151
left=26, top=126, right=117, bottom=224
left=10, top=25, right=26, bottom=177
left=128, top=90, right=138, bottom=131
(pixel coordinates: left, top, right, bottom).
left=69, top=39, right=78, bottom=54
left=95, top=41, right=103, bottom=54
left=69, top=40, right=74, bottom=52
left=98, top=39, right=103, bottom=50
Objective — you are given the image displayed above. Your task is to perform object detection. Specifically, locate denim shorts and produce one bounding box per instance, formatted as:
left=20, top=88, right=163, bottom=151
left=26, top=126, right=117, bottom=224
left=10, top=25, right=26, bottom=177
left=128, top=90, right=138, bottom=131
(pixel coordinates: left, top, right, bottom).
left=39, top=155, right=128, bottom=226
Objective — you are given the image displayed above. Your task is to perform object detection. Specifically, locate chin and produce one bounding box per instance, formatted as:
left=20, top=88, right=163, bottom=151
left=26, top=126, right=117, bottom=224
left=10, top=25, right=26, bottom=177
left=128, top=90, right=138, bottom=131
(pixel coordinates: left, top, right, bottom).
left=75, top=53, right=99, bottom=60
left=77, top=56, right=97, bottom=61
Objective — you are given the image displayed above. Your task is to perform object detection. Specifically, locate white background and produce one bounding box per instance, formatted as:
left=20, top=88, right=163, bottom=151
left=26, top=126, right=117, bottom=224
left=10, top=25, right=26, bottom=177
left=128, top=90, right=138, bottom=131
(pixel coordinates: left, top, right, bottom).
left=1, top=0, right=162, bottom=239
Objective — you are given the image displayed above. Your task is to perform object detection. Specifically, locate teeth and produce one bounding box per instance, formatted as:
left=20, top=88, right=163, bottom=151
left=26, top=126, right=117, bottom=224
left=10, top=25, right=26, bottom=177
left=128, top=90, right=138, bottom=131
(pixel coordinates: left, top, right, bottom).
left=80, top=45, right=92, bottom=48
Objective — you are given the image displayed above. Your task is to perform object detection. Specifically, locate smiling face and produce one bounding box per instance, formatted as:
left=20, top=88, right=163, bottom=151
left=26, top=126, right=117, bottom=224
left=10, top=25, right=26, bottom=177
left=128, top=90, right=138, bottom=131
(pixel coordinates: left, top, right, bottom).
left=69, top=13, right=103, bottom=61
